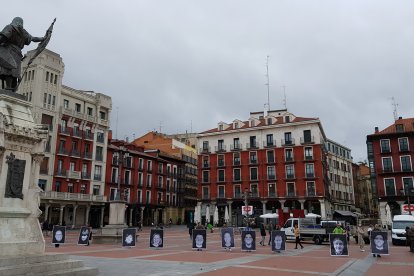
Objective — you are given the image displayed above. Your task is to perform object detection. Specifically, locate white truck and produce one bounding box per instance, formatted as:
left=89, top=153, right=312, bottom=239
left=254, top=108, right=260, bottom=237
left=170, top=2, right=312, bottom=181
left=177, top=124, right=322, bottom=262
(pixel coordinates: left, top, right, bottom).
left=281, top=218, right=334, bottom=245
left=391, top=214, right=414, bottom=245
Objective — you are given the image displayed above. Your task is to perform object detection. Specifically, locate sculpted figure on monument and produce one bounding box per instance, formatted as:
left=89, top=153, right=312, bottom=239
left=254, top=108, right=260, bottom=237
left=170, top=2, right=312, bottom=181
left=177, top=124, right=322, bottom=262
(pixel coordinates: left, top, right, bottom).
left=0, top=17, right=45, bottom=91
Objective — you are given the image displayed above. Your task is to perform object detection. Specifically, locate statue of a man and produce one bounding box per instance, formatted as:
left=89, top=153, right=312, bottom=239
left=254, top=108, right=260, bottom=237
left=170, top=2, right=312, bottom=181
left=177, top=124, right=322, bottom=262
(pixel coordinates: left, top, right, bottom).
left=0, top=17, right=44, bottom=91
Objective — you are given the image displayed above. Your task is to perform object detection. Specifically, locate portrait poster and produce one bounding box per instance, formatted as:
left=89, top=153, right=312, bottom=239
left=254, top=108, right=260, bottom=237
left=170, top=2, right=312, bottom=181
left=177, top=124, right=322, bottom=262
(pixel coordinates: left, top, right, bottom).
left=150, top=229, right=164, bottom=248
left=271, top=231, right=286, bottom=251
left=122, top=228, right=137, bottom=247
left=221, top=227, right=235, bottom=248
left=241, top=230, right=256, bottom=251
left=370, top=231, right=389, bottom=255
left=52, top=225, right=66, bottom=244
left=192, top=229, right=207, bottom=249
left=329, top=234, right=348, bottom=256
left=77, top=226, right=91, bottom=245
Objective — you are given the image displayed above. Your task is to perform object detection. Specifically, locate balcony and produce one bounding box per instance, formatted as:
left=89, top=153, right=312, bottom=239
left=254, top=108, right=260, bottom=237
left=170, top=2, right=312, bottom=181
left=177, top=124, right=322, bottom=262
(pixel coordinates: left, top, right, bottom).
left=233, top=160, right=241, bottom=166
left=268, top=192, right=277, bottom=198
left=94, top=174, right=102, bottom=181
left=246, top=142, right=258, bottom=149
left=72, top=129, right=82, bottom=138
left=286, top=174, right=295, bottom=179
left=95, top=154, right=103, bottom=162
left=263, top=140, right=276, bottom=148
left=234, top=193, right=242, bottom=199
left=83, top=152, right=92, bottom=159
left=285, top=156, right=295, bottom=162
left=382, top=168, right=393, bottom=173
left=40, top=191, right=107, bottom=203
left=66, top=170, right=81, bottom=180
left=57, top=147, right=68, bottom=156
left=233, top=177, right=242, bottom=183
left=230, top=144, right=242, bottom=151
left=306, top=190, right=316, bottom=197
left=70, top=149, right=80, bottom=158
left=55, top=170, right=66, bottom=177
left=60, top=127, right=70, bottom=136
left=249, top=159, right=257, bottom=165
left=202, top=162, right=210, bottom=168
left=97, top=136, right=105, bottom=144
left=202, top=178, right=210, bottom=184
left=200, top=147, right=210, bottom=153
left=381, top=147, right=391, bottom=153
left=81, top=172, right=91, bottom=180
left=305, top=155, right=314, bottom=161
left=267, top=175, right=276, bottom=180
left=217, top=161, right=225, bottom=167
left=399, top=146, right=409, bottom=152
left=286, top=192, right=296, bottom=197
left=202, top=194, right=210, bottom=200
left=215, top=145, right=226, bottom=153
left=305, top=173, right=315, bottom=179
left=84, top=132, right=94, bottom=140
left=281, top=138, right=295, bottom=146
left=300, top=136, right=315, bottom=144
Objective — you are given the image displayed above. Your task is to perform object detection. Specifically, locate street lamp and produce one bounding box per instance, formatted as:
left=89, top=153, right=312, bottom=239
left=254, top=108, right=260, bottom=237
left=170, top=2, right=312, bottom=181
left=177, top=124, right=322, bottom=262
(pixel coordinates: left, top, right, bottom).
left=399, top=185, right=414, bottom=215
left=243, top=188, right=251, bottom=227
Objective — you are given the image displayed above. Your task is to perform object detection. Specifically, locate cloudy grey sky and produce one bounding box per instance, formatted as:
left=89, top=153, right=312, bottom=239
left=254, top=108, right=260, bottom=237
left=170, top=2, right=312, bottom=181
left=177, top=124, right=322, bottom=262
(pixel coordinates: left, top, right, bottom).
left=3, top=1, right=414, bottom=162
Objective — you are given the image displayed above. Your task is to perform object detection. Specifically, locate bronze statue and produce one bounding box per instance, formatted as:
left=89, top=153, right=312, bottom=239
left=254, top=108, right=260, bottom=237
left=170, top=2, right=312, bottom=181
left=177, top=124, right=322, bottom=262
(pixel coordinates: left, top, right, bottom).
left=0, top=17, right=46, bottom=91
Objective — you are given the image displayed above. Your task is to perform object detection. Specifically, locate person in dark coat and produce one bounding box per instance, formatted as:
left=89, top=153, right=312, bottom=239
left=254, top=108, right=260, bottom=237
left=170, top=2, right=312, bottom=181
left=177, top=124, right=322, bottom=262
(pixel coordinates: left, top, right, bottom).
left=259, top=223, right=267, bottom=246
left=267, top=221, right=274, bottom=245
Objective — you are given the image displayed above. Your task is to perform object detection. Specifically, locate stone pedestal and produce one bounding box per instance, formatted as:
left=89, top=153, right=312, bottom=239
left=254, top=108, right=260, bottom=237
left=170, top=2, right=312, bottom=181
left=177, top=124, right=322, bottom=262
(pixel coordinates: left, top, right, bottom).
left=94, top=201, right=128, bottom=244
left=0, top=91, right=47, bottom=257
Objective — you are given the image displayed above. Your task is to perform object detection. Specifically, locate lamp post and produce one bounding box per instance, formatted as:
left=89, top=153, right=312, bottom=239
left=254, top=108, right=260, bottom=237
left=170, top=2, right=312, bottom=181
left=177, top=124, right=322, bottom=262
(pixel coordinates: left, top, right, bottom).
left=399, top=185, right=414, bottom=215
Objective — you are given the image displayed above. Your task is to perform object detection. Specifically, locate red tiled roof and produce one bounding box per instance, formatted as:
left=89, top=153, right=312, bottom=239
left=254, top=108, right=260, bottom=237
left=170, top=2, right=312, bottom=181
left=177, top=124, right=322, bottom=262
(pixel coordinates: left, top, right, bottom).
left=199, top=116, right=318, bottom=134
left=372, top=118, right=414, bottom=135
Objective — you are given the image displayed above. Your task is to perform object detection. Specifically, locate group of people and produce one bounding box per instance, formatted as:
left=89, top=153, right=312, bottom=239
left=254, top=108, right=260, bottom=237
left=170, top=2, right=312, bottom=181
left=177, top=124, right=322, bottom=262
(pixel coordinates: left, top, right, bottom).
left=258, top=222, right=282, bottom=246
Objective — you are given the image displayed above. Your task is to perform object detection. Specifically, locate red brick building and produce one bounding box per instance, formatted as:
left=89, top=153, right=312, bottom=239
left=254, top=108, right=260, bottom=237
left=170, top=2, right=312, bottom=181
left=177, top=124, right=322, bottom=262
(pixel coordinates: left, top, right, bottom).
left=367, top=117, right=414, bottom=225
left=197, top=109, right=331, bottom=226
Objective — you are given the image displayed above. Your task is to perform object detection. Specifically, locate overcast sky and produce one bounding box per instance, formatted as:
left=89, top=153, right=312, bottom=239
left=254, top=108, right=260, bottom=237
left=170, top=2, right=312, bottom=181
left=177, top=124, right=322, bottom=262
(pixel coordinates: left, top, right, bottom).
left=3, top=1, right=414, bottom=162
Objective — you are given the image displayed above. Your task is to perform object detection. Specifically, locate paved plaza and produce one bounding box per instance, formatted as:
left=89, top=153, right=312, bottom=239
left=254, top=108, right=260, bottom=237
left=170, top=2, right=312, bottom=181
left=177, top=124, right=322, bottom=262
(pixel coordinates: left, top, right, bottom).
left=44, top=226, right=414, bottom=276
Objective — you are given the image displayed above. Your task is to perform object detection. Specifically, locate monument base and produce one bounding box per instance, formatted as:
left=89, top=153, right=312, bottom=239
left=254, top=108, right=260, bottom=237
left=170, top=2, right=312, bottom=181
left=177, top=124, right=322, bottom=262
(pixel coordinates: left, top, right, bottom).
left=0, top=254, right=98, bottom=276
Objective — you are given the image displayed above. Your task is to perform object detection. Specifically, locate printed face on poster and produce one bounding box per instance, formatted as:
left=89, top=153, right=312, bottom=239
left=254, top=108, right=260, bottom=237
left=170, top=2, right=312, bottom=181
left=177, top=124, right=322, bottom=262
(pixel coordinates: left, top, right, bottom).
left=78, top=226, right=90, bottom=245
left=192, top=229, right=207, bottom=249
left=122, top=228, right=137, bottom=247
left=150, top=229, right=164, bottom=248
left=370, top=231, right=389, bottom=255
left=271, top=231, right=286, bottom=251
left=221, top=228, right=235, bottom=248
left=52, top=225, right=66, bottom=244
left=329, top=234, right=348, bottom=256
left=241, top=230, right=256, bottom=251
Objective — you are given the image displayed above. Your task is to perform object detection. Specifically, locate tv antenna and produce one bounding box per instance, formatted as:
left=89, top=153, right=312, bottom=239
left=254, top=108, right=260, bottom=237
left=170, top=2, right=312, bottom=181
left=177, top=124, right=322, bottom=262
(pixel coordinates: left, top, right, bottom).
left=264, top=55, right=270, bottom=111
left=391, top=97, right=399, bottom=121
left=282, top=85, right=287, bottom=109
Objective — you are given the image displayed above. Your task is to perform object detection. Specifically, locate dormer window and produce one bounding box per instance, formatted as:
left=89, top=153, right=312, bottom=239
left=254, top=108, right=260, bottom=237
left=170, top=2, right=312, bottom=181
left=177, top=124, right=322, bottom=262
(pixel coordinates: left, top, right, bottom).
left=234, top=122, right=239, bottom=129
left=267, top=118, right=272, bottom=125
left=251, top=120, right=256, bottom=127
left=285, top=116, right=290, bottom=123
left=396, top=124, right=404, bottom=132
left=219, top=124, right=223, bottom=131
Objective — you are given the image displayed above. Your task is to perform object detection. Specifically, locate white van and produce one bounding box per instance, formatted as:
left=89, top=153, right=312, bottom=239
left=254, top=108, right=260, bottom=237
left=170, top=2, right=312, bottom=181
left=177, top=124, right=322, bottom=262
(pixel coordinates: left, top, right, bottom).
left=391, top=214, right=414, bottom=245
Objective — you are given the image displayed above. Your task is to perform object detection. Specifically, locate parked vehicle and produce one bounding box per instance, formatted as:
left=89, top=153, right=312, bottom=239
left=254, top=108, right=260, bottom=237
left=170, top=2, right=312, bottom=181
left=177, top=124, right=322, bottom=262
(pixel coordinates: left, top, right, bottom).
left=392, top=215, right=414, bottom=245
left=281, top=218, right=345, bottom=244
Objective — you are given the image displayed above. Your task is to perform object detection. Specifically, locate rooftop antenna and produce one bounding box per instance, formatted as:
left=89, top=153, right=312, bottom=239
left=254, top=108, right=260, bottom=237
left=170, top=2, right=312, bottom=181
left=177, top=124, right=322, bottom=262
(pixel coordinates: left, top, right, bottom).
left=392, top=97, right=399, bottom=121
left=264, top=55, right=270, bottom=111
left=282, top=85, right=287, bottom=109
left=159, top=121, right=163, bottom=133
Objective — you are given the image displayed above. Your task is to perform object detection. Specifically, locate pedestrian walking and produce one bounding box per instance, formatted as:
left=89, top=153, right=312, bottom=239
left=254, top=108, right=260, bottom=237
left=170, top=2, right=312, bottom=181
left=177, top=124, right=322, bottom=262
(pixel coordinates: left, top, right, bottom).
left=267, top=221, right=274, bottom=245
left=357, top=224, right=365, bottom=252
left=259, top=223, right=266, bottom=246
left=294, top=224, right=304, bottom=249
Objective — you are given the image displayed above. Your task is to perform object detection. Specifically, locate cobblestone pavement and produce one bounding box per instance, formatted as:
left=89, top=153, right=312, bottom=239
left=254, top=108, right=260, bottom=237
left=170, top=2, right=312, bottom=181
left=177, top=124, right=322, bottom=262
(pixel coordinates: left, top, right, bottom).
left=44, top=226, right=414, bottom=276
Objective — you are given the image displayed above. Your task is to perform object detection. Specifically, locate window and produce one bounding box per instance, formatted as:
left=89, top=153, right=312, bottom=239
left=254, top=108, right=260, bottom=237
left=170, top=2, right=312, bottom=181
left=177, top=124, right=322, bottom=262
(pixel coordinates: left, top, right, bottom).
left=217, top=155, right=225, bottom=167
left=233, top=153, right=240, bottom=165
left=287, top=182, right=295, bottom=196
left=93, top=185, right=100, bottom=195
left=43, top=93, right=47, bottom=103
left=305, top=163, right=315, bottom=177
left=284, top=132, right=292, bottom=144
left=307, top=181, right=316, bottom=196
left=75, top=103, right=81, bottom=112
left=250, top=184, right=258, bottom=197
left=402, top=178, right=414, bottom=193
left=303, top=130, right=312, bottom=143
left=97, top=132, right=105, bottom=143
left=250, top=152, right=257, bottom=164
left=137, top=190, right=142, bottom=203
left=219, top=124, right=223, bottom=131
left=218, top=139, right=224, bottom=151
left=304, top=147, right=313, bottom=160
left=399, top=137, right=409, bottom=152
left=80, top=184, right=86, bottom=194
left=125, top=170, right=131, bottom=185
left=157, top=192, right=162, bottom=204
left=138, top=172, right=143, bottom=186
left=52, top=95, right=56, bottom=105
left=382, top=157, right=393, bottom=172
left=233, top=168, right=241, bottom=181
left=250, top=167, right=258, bottom=180
left=138, top=158, right=144, bottom=170
left=63, top=99, right=69, bottom=109
left=110, top=188, right=117, bottom=200
left=95, top=146, right=103, bottom=161
left=38, top=179, right=46, bottom=191
left=146, top=191, right=151, bottom=204
left=396, top=124, right=404, bottom=132
left=234, top=185, right=241, bottom=198
left=266, top=134, right=274, bottom=146
left=267, top=150, right=275, bottom=163
left=285, top=148, right=293, bottom=161
left=69, top=161, right=75, bottom=172
left=67, top=183, right=73, bottom=193
left=233, top=138, right=240, bottom=150
left=146, top=174, right=152, bottom=187
left=218, top=186, right=225, bottom=198
left=286, top=164, right=295, bottom=179
left=94, top=165, right=102, bottom=181
left=46, top=72, right=49, bottom=82
left=268, top=183, right=276, bottom=197
left=218, top=169, right=225, bottom=182
left=203, top=141, right=209, bottom=151
left=401, top=156, right=412, bottom=172
left=384, top=178, right=396, bottom=196
left=202, top=186, right=209, bottom=199
left=203, top=156, right=209, bottom=168
left=100, top=111, right=106, bottom=120
left=380, top=139, right=391, bottom=153
left=55, top=181, right=61, bottom=192
left=249, top=136, right=257, bottom=148
left=147, top=160, right=152, bottom=171
left=267, top=166, right=276, bottom=180
left=202, top=170, right=210, bottom=183
left=87, top=107, right=93, bottom=116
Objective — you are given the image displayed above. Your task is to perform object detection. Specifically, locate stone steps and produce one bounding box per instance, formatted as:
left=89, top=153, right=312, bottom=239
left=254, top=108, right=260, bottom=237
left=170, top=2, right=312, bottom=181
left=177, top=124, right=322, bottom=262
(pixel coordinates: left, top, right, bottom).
left=0, top=254, right=98, bottom=276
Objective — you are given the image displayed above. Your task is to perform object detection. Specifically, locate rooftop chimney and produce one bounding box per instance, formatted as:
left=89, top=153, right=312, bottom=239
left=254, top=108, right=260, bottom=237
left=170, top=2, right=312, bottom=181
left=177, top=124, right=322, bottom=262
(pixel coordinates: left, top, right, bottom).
left=375, top=127, right=379, bottom=133
left=398, top=116, right=402, bottom=120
